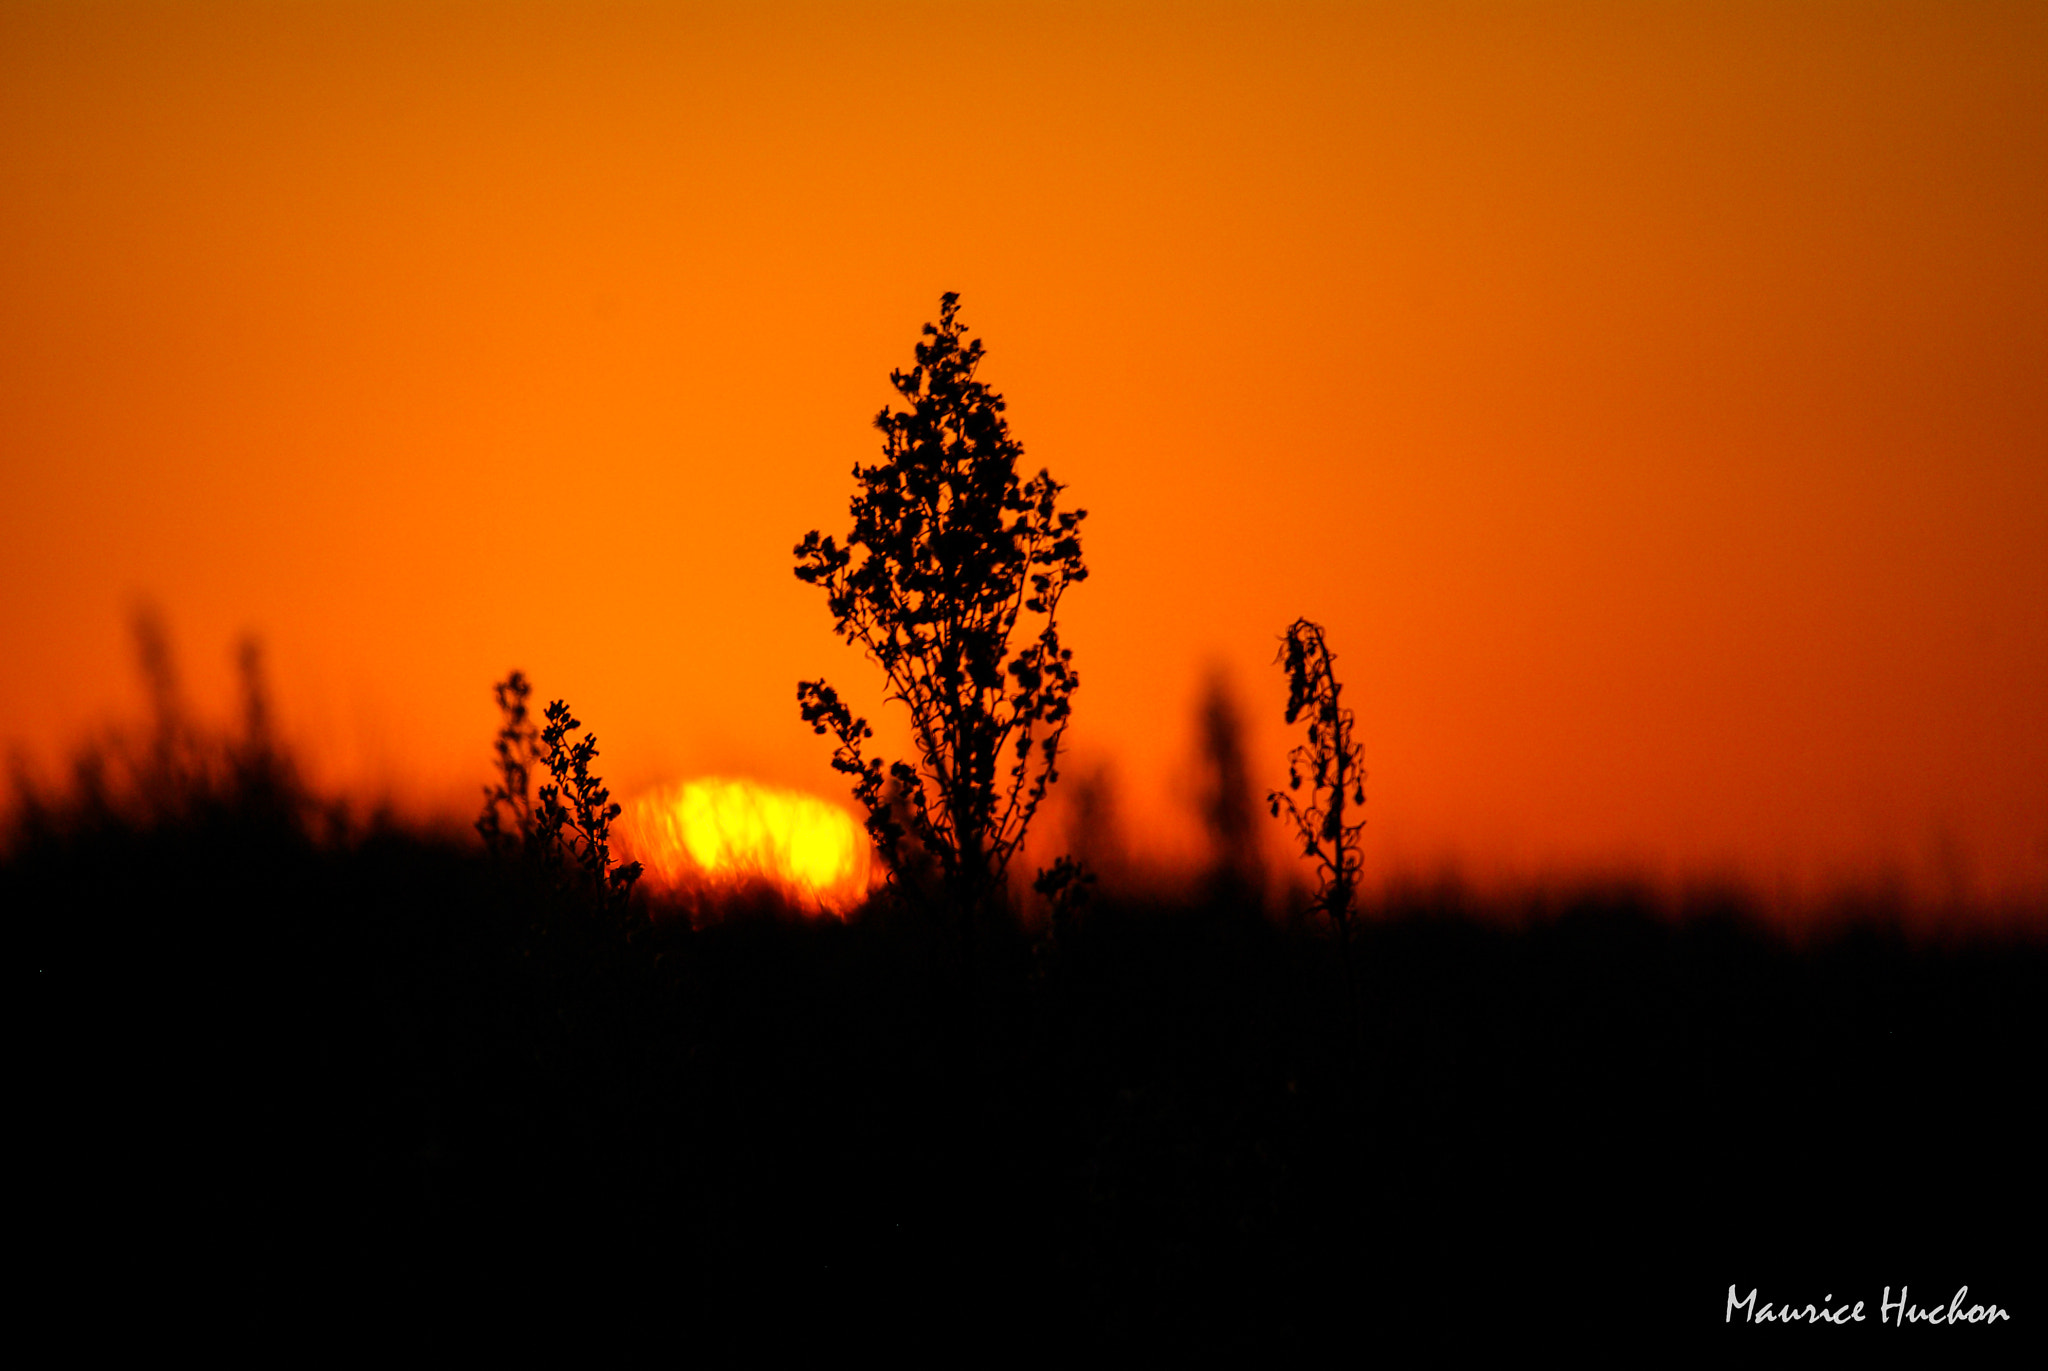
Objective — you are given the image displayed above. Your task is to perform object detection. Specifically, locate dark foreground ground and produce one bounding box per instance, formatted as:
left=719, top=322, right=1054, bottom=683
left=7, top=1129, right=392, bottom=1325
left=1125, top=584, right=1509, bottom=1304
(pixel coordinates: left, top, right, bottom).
left=14, top=789, right=2043, bottom=1353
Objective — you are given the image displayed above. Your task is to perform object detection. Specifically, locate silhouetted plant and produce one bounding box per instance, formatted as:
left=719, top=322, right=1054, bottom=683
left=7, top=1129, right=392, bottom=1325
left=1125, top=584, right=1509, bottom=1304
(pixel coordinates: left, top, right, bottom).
left=129, top=603, right=199, bottom=817
left=478, top=672, right=540, bottom=853
left=478, top=669, right=641, bottom=909
left=1057, top=758, right=1129, bottom=894
left=1032, top=852, right=1095, bottom=943
left=1195, top=667, right=1264, bottom=907
left=794, top=292, right=1088, bottom=926
left=224, top=635, right=304, bottom=817
left=12, top=610, right=317, bottom=835
left=1268, top=619, right=1367, bottom=1047
left=1268, top=620, right=1366, bottom=930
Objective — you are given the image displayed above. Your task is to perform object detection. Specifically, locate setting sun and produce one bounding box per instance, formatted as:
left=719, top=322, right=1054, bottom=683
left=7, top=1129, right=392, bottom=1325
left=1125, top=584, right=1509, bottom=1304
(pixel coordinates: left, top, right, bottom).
left=618, top=776, right=872, bottom=913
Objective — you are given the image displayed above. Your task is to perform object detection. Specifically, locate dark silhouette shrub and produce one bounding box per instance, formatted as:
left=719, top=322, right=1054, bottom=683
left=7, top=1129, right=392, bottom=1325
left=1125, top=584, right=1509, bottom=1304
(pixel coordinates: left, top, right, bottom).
left=477, top=669, right=640, bottom=909
left=794, top=292, right=1088, bottom=924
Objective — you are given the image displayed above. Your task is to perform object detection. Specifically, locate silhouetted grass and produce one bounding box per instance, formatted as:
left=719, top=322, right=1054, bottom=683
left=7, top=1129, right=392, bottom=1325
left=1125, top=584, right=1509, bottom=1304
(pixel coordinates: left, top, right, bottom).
left=14, top=730, right=2042, bottom=1349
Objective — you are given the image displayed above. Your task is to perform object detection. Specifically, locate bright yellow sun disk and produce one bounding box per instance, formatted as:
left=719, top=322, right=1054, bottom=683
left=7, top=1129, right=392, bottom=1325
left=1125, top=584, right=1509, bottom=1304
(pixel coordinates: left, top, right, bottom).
left=620, top=777, right=872, bottom=912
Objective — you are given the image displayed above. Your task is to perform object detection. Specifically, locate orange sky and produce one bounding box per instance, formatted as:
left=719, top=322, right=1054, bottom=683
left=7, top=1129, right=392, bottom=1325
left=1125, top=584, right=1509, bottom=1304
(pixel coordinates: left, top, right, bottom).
left=4, top=1, right=2044, bottom=909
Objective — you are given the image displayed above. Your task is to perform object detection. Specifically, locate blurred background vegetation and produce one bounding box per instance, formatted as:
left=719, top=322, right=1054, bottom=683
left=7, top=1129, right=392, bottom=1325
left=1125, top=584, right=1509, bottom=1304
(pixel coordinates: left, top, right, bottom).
left=12, top=622, right=2041, bottom=1349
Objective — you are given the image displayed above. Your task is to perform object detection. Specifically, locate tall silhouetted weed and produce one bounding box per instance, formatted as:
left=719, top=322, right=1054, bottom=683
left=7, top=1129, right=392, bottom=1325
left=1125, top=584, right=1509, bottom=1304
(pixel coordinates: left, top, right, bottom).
left=1268, top=618, right=1369, bottom=1055
left=795, top=292, right=1088, bottom=951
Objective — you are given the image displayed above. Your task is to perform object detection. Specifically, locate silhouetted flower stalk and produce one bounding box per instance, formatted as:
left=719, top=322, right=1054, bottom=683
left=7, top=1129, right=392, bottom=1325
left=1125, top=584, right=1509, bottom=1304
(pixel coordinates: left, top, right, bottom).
left=1268, top=618, right=1367, bottom=1056
left=478, top=669, right=641, bottom=911
left=794, top=292, right=1088, bottom=946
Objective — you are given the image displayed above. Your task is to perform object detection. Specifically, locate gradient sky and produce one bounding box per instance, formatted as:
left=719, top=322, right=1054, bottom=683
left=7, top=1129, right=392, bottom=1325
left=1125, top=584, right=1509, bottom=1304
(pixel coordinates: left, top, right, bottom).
left=4, top=1, right=2044, bottom=908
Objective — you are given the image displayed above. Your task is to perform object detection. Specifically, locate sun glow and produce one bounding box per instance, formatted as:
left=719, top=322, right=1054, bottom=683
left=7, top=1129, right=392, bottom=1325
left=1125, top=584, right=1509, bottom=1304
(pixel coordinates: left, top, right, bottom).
left=618, top=777, right=873, bottom=913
